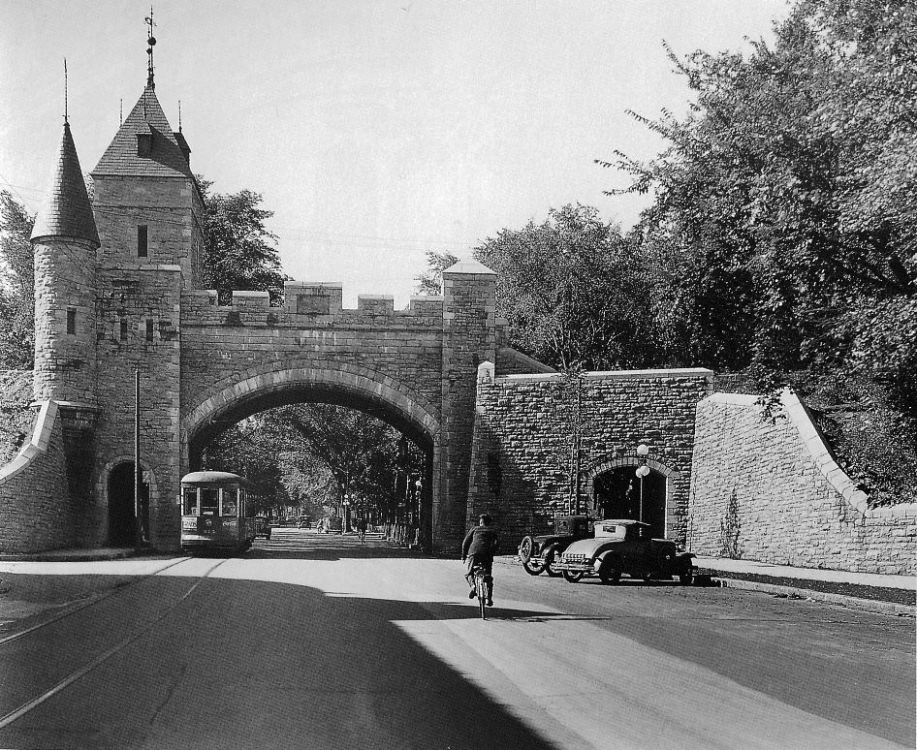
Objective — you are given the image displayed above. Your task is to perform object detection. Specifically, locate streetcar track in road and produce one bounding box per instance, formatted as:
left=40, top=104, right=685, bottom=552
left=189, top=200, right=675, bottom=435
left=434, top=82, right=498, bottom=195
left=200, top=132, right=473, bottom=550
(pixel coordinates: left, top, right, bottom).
left=0, top=556, right=194, bottom=647
left=0, top=557, right=228, bottom=731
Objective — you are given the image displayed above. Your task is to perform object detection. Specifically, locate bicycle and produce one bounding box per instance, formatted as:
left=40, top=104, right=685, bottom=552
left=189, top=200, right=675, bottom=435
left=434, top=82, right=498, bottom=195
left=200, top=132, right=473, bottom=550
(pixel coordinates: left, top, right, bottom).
left=470, top=561, right=490, bottom=620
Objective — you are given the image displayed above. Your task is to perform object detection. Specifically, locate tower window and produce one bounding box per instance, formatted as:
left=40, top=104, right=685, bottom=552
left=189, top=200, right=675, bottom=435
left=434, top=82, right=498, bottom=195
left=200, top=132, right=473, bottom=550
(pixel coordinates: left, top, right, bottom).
left=137, top=225, right=148, bottom=257
left=137, top=133, right=152, bottom=157
left=145, top=319, right=154, bottom=341
left=120, top=318, right=128, bottom=340
left=66, top=309, right=76, bottom=335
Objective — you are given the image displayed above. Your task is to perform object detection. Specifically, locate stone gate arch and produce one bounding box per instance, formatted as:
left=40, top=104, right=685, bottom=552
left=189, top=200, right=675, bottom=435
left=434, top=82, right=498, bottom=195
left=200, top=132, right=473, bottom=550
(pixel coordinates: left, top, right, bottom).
left=182, top=362, right=443, bottom=551
left=184, top=362, right=442, bottom=457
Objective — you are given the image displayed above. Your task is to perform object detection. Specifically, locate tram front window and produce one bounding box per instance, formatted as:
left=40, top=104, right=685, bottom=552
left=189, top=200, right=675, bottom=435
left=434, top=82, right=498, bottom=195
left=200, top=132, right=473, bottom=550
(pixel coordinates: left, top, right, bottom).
left=221, top=488, right=239, bottom=517
left=182, top=487, right=198, bottom=516
left=201, top=487, right=219, bottom=516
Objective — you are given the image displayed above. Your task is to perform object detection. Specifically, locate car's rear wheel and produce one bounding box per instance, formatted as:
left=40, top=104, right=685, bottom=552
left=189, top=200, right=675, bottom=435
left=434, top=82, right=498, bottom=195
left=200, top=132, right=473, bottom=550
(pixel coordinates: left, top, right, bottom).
left=562, top=569, right=584, bottom=583
left=543, top=546, right=562, bottom=577
left=598, top=558, right=621, bottom=585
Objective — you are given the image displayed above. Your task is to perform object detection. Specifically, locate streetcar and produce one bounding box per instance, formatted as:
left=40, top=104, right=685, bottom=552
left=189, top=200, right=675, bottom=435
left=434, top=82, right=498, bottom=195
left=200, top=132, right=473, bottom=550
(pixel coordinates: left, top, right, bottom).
left=180, top=471, right=257, bottom=555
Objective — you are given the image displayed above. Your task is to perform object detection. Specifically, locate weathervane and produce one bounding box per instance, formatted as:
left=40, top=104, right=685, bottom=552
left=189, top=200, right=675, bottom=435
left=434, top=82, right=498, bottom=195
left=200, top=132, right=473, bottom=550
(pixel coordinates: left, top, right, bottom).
left=145, top=7, right=157, bottom=89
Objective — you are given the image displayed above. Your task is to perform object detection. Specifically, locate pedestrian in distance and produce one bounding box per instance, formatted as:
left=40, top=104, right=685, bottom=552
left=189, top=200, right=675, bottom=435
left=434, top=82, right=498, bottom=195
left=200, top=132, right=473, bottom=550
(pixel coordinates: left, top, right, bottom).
left=461, top=514, right=499, bottom=606
left=358, top=516, right=367, bottom=544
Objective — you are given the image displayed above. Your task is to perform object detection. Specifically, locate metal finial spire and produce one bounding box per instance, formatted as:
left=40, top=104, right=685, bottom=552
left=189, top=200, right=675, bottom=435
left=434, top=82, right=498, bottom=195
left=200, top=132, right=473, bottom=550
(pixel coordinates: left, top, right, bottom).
left=64, top=58, right=69, bottom=124
left=145, top=7, right=157, bottom=89
left=178, top=100, right=182, bottom=131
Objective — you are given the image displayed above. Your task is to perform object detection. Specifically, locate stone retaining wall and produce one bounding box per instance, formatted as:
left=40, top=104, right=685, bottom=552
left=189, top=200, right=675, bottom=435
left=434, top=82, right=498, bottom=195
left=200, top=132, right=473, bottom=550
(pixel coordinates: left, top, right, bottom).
left=468, top=364, right=713, bottom=547
left=689, top=391, right=916, bottom=575
left=0, top=401, right=71, bottom=553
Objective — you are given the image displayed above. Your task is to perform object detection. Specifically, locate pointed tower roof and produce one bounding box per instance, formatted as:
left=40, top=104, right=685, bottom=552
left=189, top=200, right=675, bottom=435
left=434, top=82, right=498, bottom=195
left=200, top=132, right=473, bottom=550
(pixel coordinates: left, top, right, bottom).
left=92, top=85, right=193, bottom=178
left=31, top=121, right=100, bottom=247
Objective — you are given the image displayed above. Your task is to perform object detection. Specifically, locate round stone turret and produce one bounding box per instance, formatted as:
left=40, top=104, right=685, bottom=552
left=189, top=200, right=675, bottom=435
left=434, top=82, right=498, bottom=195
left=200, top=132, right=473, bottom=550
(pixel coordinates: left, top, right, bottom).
left=31, top=121, right=100, bottom=406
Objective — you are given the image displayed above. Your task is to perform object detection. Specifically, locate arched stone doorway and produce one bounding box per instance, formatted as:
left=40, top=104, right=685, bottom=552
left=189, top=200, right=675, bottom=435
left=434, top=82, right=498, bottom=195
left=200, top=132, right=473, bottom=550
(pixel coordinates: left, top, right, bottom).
left=584, top=455, right=680, bottom=540
left=107, top=462, right=148, bottom=546
left=593, top=467, right=667, bottom=538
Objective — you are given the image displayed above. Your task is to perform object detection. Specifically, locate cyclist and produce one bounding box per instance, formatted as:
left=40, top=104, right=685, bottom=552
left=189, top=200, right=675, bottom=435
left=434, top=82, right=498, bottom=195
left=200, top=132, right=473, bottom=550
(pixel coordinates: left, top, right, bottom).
left=461, top=514, right=499, bottom=606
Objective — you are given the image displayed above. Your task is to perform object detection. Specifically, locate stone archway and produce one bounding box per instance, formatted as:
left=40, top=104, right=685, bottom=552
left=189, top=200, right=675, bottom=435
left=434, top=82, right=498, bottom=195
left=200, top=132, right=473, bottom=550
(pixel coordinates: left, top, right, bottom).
left=583, top=455, right=681, bottom=539
left=182, top=364, right=442, bottom=551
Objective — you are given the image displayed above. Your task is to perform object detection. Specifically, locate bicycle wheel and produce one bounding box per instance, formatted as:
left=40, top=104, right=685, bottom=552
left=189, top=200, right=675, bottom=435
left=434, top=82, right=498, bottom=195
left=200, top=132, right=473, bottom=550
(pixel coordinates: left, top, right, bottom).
left=476, top=572, right=487, bottom=620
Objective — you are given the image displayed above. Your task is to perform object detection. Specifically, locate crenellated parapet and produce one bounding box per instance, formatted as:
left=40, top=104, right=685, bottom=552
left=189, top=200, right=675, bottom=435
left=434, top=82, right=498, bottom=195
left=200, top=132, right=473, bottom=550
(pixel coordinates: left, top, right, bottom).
left=180, top=281, right=446, bottom=330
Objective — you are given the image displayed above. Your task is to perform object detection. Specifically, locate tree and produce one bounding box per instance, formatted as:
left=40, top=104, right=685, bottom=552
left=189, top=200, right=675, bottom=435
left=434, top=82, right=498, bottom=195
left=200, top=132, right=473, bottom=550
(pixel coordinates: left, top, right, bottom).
left=0, top=191, right=35, bottom=368
left=600, top=0, right=916, bottom=405
left=280, top=404, right=422, bottom=526
left=414, top=250, right=459, bottom=295
left=472, top=204, right=655, bottom=371
left=200, top=182, right=287, bottom=302
left=600, top=0, right=917, bottom=500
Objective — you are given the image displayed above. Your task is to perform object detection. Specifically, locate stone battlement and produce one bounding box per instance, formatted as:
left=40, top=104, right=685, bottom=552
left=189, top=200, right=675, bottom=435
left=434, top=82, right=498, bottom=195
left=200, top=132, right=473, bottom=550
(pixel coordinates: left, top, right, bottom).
left=182, top=283, right=445, bottom=327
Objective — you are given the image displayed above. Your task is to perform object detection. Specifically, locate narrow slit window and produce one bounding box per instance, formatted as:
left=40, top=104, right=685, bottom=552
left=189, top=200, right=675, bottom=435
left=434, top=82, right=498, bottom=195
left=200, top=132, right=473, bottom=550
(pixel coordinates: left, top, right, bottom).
left=66, top=309, right=76, bottom=335
left=120, top=318, right=128, bottom=340
left=145, top=319, right=154, bottom=341
left=137, top=225, right=148, bottom=257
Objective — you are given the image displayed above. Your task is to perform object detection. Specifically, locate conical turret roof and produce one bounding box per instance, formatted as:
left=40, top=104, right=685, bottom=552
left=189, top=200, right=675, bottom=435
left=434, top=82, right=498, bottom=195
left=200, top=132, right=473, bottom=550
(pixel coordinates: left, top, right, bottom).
left=31, top=121, right=100, bottom=247
left=92, top=85, right=193, bottom=178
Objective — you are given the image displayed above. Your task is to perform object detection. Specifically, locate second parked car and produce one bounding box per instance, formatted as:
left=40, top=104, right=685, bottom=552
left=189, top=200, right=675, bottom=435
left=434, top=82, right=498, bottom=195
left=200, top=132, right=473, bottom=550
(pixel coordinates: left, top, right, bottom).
left=555, top=519, right=695, bottom=584
left=517, top=515, right=594, bottom=577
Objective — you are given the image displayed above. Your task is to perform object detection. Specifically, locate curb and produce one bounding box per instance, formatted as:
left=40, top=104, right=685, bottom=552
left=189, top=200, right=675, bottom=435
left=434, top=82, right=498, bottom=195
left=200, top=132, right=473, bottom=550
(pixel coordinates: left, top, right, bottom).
left=0, top=549, right=143, bottom=563
left=715, top=577, right=915, bottom=617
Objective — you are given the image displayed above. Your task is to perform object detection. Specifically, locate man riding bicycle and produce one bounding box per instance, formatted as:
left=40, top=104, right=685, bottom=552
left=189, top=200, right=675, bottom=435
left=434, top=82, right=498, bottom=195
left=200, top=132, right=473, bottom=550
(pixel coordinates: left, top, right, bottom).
left=461, top=514, right=499, bottom=606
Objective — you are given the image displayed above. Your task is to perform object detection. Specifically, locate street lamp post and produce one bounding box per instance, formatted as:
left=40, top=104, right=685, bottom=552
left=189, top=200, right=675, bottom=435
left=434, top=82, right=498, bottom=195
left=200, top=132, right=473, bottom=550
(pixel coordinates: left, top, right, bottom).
left=635, top=443, right=650, bottom=524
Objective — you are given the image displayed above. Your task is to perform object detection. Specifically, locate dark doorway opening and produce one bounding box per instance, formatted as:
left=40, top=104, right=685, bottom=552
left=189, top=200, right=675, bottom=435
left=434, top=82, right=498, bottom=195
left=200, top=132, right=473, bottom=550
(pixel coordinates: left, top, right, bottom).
left=108, top=463, right=148, bottom=546
left=593, top=467, right=666, bottom=538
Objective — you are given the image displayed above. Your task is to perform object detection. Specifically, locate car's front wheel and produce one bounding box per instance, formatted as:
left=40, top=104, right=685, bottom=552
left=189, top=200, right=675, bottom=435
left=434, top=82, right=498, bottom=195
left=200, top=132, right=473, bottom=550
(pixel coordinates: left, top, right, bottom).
left=679, top=569, right=694, bottom=586
left=518, top=536, right=545, bottom=576
left=562, top=569, right=584, bottom=583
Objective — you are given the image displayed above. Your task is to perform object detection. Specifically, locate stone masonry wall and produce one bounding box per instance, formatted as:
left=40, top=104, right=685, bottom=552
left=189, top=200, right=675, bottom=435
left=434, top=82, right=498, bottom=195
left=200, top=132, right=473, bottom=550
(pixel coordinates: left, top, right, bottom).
left=91, top=264, right=184, bottom=550
left=0, top=401, right=72, bottom=553
left=690, top=391, right=917, bottom=575
left=438, top=265, right=497, bottom=553
left=469, top=365, right=713, bottom=548
left=92, top=176, right=201, bottom=283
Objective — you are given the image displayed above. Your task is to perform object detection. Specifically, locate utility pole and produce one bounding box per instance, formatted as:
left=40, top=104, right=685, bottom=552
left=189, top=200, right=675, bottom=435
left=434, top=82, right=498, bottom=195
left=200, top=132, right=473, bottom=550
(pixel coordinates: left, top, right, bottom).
left=134, top=369, right=143, bottom=549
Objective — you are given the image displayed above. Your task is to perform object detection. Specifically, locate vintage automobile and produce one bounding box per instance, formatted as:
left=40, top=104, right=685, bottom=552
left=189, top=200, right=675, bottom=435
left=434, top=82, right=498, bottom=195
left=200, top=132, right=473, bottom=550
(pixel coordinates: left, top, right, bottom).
left=555, top=519, right=695, bottom=585
left=517, top=515, right=594, bottom=577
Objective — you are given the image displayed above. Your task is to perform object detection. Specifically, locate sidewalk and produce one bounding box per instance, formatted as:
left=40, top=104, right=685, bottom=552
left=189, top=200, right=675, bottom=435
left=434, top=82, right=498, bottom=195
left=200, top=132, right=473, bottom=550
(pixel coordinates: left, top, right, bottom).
left=0, top=547, right=159, bottom=563
left=693, top=556, right=914, bottom=616
left=498, top=553, right=914, bottom=617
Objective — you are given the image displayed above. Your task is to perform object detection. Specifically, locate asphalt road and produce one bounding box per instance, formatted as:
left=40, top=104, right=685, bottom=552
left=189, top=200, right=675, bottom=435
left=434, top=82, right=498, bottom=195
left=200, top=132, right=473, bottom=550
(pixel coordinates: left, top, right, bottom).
left=0, top=530, right=913, bottom=749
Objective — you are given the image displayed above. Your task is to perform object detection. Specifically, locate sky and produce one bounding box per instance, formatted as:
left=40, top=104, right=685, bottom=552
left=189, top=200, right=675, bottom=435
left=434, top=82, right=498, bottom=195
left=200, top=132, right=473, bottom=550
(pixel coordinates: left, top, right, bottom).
left=0, top=0, right=790, bottom=307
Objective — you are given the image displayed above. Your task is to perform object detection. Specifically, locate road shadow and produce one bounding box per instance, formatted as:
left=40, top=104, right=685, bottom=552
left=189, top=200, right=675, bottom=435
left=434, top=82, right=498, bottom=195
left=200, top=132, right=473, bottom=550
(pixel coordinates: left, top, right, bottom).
left=0, top=573, right=566, bottom=749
